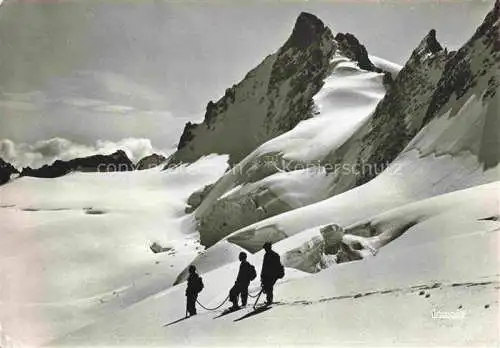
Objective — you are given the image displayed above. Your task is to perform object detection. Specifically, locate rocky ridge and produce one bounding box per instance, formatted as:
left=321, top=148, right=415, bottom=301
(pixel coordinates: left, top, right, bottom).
left=136, top=153, right=167, bottom=170
left=0, top=158, right=19, bottom=185
left=19, top=150, right=134, bottom=178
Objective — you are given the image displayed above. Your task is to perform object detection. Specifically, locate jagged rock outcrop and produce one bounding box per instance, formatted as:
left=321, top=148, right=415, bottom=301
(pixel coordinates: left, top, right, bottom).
left=334, top=32, right=381, bottom=73
left=0, top=158, right=19, bottom=185
left=20, top=150, right=134, bottom=178
left=167, top=12, right=336, bottom=166
left=136, top=153, right=166, bottom=170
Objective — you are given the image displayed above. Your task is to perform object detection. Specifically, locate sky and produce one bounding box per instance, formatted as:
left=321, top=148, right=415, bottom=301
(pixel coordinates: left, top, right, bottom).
left=0, top=0, right=495, bottom=167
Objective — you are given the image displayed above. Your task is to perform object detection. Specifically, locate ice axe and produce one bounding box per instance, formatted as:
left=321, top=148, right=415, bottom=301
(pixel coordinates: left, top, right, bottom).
left=253, top=289, right=263, bottom=309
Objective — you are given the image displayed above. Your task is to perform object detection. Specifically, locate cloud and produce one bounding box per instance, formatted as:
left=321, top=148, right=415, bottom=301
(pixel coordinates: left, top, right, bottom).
left=0, top=89, right=152, bottom=115
left=92, top=104, right=136, bottom=114
left=0, top=138, right=171, bottom=170
left=0, top=139, right=16, bottom=159
left=42, top=70, right=169, bottom=111
left=0, top=99, right=39, bottom=112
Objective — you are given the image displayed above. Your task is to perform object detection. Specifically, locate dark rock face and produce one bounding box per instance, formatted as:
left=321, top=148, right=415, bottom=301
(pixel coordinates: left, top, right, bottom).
left=426, top=29, right=443, bottom=54
left=352, top=29, right=450, bottom=185
left=177, top=122, right=197, bottom=151
left=424, top=0, right=499, bottom=126
left=19, top=150, right=134, bottom=178
left=286, top=12, right=328, bottom=50
left=136, top=153, right=167, bottom=170
left=354, top=0, right=499, bottom=183
left=167, top=12, right=336, bottom=167
left=421, top=0, right=499, bottom=170
left=335, top=32, right=381, bottom=72
left=264, top=12, right=336, bottom=136
left=0, top=158, right=19, bottom=185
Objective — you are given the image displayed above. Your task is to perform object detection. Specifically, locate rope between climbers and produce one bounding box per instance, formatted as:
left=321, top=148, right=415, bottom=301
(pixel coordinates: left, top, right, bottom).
left=196, top=295, right=230, bottom=311
left=196, top=287, right=262, bottom=310
left=247, top=288, right=262, bottom=298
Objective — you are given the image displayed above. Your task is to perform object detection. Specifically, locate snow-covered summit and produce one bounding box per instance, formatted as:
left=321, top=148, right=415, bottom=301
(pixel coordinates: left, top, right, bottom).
left=167, top=13, right=388, bottom=167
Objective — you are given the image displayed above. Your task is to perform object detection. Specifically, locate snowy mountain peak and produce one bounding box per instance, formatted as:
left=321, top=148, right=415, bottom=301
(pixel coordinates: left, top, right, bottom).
left=167, top=13, right=401, bottom=169
left=282, top=12, right=330, bottom=50
left=167, top=12, right=338, bottom=166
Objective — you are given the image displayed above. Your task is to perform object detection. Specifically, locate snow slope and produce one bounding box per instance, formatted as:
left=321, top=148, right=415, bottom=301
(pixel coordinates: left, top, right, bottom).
left=224, top=93, right=499, bottom=253
left=53, top=182, right=500, bottom=347
left=49, top=80, right=500, bottom=344
left=0, top=155, right=228, bottom=346
left=369, top=55, right=402, bottom=79
left=194, top=55, right=387, bottom=246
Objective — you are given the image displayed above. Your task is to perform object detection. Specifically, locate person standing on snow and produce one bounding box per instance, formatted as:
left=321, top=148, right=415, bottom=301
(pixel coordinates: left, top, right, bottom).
left=260, top=242, right=284, bottom=306
left=229, top=252, right=257, bottom=310
left=185, top=265, right=204, bottom=316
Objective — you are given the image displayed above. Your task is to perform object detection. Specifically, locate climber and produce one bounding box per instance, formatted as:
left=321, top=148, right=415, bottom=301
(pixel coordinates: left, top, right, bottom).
left=229, top=252, right=257, bottom=310
left=260, top=242, right=284, bottom=306
left=185, top=265, right=204, bottom=317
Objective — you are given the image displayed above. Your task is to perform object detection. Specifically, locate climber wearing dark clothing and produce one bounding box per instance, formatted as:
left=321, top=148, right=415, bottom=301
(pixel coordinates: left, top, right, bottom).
left=260, top=242, right=284, bottom=306
left=185, top=265, right=204, bottom=316
left=229, top=252, right=257, bottom=309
